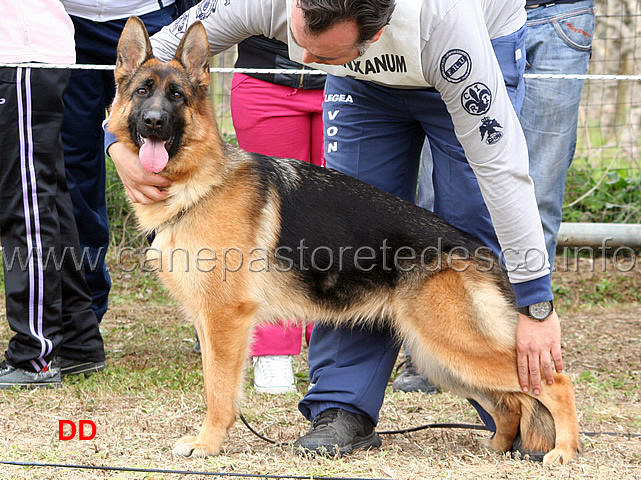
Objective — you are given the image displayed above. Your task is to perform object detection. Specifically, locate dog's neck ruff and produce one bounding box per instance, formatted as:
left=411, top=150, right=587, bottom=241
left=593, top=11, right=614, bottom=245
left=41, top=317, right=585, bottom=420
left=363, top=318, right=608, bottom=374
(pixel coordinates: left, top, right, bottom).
left=158, top=206, right=189, bottom=230
left=148, top=175, right=220, bottom=234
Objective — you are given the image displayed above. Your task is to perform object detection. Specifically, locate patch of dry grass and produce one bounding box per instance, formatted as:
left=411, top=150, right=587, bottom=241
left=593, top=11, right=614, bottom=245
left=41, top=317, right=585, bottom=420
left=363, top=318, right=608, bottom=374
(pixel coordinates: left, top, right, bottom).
left=0, top=264, right=639, bottom=479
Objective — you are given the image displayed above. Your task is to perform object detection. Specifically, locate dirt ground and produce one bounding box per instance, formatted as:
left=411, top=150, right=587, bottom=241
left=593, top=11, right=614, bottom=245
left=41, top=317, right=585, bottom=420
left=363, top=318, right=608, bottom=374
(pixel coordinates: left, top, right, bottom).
left=0, top=260, right=639, bottom=479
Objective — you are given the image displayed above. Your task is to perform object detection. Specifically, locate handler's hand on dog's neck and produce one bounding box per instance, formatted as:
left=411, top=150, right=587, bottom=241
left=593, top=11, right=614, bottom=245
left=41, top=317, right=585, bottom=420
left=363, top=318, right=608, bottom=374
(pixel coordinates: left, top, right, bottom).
left=516, top=310, right=563, bottom=396
left=109, top=141, right=171, bottom=204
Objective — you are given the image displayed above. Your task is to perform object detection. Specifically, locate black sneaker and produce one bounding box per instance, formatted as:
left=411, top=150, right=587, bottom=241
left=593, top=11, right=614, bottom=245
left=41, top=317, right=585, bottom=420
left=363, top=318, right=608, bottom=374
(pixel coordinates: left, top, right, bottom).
left=0, top=360, right=61, bottom=389
left=58, top=356, right=106, bottom=377
left=392, top=356, right=440, bottom=394
left=294, top=408, right=382, bottom=456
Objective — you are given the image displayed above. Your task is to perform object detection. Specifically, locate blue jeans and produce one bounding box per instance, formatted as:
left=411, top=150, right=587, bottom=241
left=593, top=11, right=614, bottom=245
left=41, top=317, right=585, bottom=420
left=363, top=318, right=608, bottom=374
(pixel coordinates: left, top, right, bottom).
left=520, top=1, right=595, bottom=266
left=299, top=26, right=526, bottom=428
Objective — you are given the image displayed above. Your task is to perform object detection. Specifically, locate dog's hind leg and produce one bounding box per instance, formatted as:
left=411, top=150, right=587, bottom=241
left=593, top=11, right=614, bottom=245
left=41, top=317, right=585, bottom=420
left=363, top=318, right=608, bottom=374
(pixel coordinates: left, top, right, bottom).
left=533, top=373, right=580, bottom=465
left=173, top=302, right=256, bottom=457
left=473, top=393, right=521, bottom=453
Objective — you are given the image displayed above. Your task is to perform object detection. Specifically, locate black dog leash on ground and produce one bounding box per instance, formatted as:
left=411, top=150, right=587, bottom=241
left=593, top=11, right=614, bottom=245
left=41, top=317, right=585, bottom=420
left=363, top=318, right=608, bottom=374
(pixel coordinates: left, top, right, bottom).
left=239, top=413, right=489, bottom=447
left=239, top=413, right=641, bottom=447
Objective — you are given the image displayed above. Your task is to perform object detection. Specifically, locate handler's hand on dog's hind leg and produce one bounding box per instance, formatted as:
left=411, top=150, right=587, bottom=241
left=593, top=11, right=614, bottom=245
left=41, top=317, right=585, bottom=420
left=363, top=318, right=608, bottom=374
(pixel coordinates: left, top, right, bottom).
left=516, top=311, right=563, bottom=396
left=109, top=141, right=171, bottom=204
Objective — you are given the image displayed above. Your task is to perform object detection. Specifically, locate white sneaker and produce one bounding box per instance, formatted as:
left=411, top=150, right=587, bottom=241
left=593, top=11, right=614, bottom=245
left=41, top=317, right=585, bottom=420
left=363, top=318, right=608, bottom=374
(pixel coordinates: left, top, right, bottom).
left=252, top=355, right=296, bottom=394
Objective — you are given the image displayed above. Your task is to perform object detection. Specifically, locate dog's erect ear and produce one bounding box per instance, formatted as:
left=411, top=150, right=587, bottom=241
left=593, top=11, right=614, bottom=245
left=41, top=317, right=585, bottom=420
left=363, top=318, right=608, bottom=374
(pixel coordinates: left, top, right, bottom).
left=175, top=21, right=211, bottom=91
left=115, top=16, right=154, bottom=84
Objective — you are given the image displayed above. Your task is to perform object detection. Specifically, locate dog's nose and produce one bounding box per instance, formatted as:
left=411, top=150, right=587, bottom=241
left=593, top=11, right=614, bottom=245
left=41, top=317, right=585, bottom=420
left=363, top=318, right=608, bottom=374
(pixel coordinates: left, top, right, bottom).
left=143, top=110, right=165, bottom=131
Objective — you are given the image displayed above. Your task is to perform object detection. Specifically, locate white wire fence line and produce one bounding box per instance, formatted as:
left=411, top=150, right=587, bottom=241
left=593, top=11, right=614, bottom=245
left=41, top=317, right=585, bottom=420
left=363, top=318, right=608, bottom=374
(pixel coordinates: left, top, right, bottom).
left=5, top=60, right=637, bottom=223
left=0, top=63, right=325, bottom=75
left=1, top=62, right=640, bottom=81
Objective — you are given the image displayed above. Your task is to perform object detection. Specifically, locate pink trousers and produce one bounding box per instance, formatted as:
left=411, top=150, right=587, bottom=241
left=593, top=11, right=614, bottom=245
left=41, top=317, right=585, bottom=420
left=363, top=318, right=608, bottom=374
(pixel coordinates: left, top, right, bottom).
left=231, top=73, right=323, bottom=356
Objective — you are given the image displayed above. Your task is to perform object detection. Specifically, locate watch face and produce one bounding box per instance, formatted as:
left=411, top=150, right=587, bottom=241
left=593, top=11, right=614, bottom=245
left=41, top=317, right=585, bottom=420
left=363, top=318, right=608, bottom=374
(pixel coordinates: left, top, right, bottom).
left=530, top=301, right=552, bottom=320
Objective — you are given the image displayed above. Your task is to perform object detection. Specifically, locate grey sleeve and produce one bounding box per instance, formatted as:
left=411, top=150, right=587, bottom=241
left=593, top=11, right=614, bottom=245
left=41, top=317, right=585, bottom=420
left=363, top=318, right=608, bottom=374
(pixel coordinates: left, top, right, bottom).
left=150, top=0, right=289, bottom=61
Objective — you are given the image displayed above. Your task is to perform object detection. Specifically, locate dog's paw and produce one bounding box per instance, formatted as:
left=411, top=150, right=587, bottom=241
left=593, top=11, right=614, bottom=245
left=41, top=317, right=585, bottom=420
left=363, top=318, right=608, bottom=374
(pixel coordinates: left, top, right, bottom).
left=479, top=435, right=511, bottom=453
left=542, top=447, right=576, bottom=465
left=172, top=436, right=219, bottom=457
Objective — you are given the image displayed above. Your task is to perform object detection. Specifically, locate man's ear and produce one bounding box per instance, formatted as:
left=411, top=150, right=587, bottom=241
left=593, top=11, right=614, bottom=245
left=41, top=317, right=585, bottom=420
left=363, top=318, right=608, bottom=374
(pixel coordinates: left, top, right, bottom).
left=370, top=27, right=385, bottom=44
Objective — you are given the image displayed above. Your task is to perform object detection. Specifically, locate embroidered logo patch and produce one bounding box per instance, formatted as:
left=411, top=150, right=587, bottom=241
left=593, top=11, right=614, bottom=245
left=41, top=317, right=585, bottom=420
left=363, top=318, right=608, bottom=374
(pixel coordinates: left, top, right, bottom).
left=169, top=13, right=190, bottom=34
left=440, top=49, right=471, bottom=84
left=479, top=117, right=503, bottom=145
left=170, top=0, right=218, bottom=34
left=461, top=83, right=492, bottom=115
left=196, top=0, right=218, bottom=19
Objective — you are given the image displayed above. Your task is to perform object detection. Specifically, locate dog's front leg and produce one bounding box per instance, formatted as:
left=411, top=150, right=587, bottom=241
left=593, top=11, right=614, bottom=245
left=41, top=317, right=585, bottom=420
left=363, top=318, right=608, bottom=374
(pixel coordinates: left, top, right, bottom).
left=173, top=303, right=255, bottom=457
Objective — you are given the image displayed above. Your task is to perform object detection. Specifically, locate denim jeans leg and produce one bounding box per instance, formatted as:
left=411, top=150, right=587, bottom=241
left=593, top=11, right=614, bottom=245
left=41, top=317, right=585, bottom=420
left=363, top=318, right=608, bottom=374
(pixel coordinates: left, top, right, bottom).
left=520, top=1, right=595, bottom=266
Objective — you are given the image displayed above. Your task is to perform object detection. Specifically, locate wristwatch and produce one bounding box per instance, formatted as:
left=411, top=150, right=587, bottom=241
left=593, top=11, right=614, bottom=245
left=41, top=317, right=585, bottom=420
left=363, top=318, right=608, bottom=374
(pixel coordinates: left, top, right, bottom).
left=518, top=300, right=554, bottom=321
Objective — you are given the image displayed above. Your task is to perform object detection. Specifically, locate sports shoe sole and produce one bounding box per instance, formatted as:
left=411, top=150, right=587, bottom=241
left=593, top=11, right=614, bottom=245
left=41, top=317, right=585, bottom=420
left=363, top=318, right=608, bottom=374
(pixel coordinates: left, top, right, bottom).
left=0, top=380, right=62, bottom=389
left=60, top=360, right=106, bottom=377
left=296, top=431, right=382, bottom=457
left=254, top=384, right=296, bottom=394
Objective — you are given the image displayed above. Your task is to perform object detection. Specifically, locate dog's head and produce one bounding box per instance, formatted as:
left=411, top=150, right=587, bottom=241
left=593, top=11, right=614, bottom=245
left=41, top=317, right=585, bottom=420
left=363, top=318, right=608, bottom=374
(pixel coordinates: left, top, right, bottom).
left=110, top=16, right=213, bottom=174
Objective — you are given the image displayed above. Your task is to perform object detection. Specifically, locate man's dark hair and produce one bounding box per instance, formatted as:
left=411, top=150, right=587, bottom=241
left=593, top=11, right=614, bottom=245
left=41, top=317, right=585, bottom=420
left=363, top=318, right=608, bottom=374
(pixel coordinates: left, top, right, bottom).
left=297, top=0, right=396, bottom=44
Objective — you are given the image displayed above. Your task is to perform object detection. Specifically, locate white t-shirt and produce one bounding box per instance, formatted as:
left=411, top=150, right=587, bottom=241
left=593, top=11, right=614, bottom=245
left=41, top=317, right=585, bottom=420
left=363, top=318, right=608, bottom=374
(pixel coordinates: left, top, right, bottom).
left=1, top=0, right=75, bottom=64
left=60, top=0, right=175, bottom=22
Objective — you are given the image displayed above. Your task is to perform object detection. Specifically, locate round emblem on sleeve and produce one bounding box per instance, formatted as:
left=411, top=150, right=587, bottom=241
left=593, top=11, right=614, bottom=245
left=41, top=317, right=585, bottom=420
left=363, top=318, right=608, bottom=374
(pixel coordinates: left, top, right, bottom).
left=169, top=13, right=190, bottom=34
left=440, top=49, right=472, bottom=84
left=196, top=0, right=217, bottom=19
left=461, top=82, right=492, bottom=115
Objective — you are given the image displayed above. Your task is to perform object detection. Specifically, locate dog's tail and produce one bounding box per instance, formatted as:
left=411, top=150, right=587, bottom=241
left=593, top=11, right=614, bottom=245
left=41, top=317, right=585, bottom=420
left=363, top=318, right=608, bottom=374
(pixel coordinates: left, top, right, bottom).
left=516, top=394, right=556, bottom=454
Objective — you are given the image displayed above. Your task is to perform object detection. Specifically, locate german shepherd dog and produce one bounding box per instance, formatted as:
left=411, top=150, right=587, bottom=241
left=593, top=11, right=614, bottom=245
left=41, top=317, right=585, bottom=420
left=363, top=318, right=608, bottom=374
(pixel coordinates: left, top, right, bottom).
left=109, top=17, right=580, bottom=464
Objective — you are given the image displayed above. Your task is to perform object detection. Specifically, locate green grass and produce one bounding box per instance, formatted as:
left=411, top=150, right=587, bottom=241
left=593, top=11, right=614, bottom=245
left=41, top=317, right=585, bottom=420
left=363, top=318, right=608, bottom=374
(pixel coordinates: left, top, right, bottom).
left=563, top=164, right=641, bottom=224
left=567, top=117, right=641, bottom=224
left=553, top=271, right=641, bottom=307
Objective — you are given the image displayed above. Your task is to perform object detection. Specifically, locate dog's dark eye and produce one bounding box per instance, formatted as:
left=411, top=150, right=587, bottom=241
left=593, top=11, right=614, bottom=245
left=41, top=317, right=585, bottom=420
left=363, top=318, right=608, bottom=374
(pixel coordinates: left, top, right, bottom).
left=136, top=87, right=148, bottom=96
left=172, top=91, right=183, bottom=100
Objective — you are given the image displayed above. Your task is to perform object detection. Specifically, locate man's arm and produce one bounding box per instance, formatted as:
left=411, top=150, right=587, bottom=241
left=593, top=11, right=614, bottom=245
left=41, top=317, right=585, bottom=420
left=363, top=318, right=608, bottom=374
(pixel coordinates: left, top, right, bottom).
left=423, top=0, right=560, bottom=393
left=150, top=0, right=289, bottom=62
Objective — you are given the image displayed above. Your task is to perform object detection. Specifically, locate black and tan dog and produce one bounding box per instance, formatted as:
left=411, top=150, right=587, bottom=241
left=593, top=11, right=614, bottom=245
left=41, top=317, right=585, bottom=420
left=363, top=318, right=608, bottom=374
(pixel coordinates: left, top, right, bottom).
left=109, top=17, right=580, bottom=464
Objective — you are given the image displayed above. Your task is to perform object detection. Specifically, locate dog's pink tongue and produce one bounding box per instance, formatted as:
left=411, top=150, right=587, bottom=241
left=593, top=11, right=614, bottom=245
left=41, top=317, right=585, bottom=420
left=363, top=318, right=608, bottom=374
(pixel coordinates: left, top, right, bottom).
left=139, top=137, right=169, bottom=173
